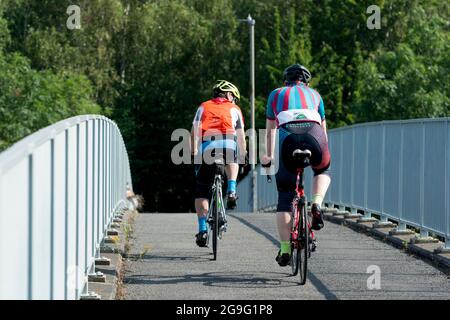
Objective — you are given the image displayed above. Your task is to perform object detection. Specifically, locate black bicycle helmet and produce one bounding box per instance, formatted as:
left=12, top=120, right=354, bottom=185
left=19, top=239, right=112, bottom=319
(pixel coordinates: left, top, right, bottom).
left=283, top=64, right=312, bottom=83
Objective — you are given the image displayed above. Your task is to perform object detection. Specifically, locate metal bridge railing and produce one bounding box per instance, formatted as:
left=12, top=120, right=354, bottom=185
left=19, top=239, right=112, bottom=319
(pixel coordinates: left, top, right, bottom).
left=0, top=115, right=132, bottom=299
left=236, top=118, right=450, bottom=250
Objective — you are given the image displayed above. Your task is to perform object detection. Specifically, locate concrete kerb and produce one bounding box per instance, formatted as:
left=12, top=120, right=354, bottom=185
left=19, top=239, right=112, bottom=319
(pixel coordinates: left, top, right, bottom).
left=333, top=210, right=347, bottom=217
left=84, top=201, right=142, bottom=300
left=344, top=213, right=362, bottom=220
left=322, top=203, right=450, bottom=274
left=409, top=235, right=440, bottom=245
left=434, top=252, right=450, bottom=270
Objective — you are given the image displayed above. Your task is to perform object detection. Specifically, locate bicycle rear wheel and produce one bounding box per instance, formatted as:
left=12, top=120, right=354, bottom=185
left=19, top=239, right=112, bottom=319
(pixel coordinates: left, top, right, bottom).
left=298, top=202, right=309, bottom=285
left=212, top=176, right=223, bottom=261
left=212, top=199, right=218, bottom=261
left=291, top=203, right=300, bottom=276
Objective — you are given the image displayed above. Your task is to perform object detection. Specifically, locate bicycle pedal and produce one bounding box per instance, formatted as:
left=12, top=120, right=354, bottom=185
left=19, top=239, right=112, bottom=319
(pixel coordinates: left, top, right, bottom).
left=311, top=240, right=317, bottom=252
left=219, top=225, right=227, bottom=236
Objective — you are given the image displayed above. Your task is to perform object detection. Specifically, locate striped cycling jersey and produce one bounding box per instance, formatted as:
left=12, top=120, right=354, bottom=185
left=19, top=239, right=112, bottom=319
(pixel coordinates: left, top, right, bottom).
left=266, top=83, right=325, bottom=127
left=192, top=97, right=244, bottom=152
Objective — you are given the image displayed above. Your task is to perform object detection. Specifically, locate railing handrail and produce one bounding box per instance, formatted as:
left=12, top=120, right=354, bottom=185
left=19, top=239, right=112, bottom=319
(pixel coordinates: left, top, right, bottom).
left=328, top=116, right=450, bottom=133
left=0, top=115, right=123, bottom=174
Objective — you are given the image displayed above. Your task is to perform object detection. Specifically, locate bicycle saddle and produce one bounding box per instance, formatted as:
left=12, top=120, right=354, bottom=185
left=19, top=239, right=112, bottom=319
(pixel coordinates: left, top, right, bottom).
left=292, top=149, right=312, bottom=168
left=212, top=157, right=225, bottom=176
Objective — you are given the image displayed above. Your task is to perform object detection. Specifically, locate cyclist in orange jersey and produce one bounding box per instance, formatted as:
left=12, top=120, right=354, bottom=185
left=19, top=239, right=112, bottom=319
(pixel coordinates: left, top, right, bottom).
left=191, top=80, right=247, bottom=247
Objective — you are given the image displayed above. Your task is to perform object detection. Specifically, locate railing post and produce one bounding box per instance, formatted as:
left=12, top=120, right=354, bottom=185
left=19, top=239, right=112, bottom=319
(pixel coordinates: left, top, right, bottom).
left=50, top=138, right=55, bottom=299
left=82, top=121, right=89, bottom=296
left=436, top=118, right=450, bottom=252
left=447, top=119, right=450, bottom=250
left=373, top=214, right=395, bottom=229
left=339, top=131, right=343, bottom=205
left=390, top=124, right=415, bottom=236
left=380, top=123, right=386, bottom=217
left=397, top=124, right=405, bottom=232
left=75, top=123, right=80, bottom=299
left=91, top=119, right=97, bottom=265
left=27, top=153, right=33, bottom=300
left=350, top=129, right=355, bottom=209
left=64, top=129, right=69, bottom=300
left=357, top=127, right=376, bottom=223
left=96, top=120, right=101, bottom=254
left=411, top=122, right=437, bottom=243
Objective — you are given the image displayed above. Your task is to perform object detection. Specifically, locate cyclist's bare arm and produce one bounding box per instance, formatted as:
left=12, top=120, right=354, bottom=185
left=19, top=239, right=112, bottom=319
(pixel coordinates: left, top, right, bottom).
left=191, top=106, right=204, bottom=156
left=236, top=127, right=247, bottom=163
left=264, top=119, right=277, bottom=163
left=190, top=124, right=201, bottom=155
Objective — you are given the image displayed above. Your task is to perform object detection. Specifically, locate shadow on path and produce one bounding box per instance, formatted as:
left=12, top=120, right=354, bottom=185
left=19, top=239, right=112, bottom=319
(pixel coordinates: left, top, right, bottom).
left=127, top=253, right=212, bottom=262
left=228, top=213, right=338, bottom=300
left=125, top=271, right=300, bottom=289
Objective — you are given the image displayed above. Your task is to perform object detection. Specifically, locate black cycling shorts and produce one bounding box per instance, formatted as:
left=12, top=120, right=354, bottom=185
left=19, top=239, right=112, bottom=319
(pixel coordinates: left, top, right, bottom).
left=194, top=147, right=235, bottom=199
left=275, top=122, right=331, bottom=212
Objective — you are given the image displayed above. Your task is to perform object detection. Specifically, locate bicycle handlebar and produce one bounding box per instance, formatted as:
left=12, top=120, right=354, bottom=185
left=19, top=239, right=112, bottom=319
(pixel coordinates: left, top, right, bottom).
left=261, top=161, right=272, bottom=183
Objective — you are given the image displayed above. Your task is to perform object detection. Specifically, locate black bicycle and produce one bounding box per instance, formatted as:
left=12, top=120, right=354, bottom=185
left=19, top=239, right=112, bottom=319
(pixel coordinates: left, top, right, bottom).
left=206, top=159, right=228, bottom=261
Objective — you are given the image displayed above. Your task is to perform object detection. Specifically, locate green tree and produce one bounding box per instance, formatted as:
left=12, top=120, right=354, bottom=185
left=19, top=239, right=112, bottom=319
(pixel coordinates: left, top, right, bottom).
left=4, top=0, right=124, bottom=112
left=0, top=52, right=100, bottom=150
left=353, top=2, right=449, bottom=121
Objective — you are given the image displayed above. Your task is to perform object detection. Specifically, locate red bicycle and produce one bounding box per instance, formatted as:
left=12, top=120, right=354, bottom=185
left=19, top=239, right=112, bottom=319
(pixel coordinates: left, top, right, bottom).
left=264, top=149, right=315, bottom=285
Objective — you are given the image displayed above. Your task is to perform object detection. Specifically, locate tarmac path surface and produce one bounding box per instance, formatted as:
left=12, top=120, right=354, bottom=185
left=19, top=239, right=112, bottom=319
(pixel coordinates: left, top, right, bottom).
left=123, top=213, right=450, bottom=300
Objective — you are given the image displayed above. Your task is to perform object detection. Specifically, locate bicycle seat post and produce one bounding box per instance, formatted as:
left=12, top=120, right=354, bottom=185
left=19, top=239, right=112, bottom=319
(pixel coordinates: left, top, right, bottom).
left=213, top=157, right=226, bottom=183
left=292, top=149, right=311, bottom=195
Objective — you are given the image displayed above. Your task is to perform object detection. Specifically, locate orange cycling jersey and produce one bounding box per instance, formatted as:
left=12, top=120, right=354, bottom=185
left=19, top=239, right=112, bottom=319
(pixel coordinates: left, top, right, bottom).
left=193, top=98, right=244, bottom=137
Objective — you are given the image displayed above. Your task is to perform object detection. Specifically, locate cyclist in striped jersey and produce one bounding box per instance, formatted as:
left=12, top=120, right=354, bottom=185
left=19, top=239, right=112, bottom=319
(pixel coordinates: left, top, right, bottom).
left=262, top=64, right=331, bottom=266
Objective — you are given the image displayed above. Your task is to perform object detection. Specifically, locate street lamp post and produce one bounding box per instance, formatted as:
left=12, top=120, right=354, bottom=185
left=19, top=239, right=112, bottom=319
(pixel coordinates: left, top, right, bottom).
left=240, top=15, right=257, bottom=213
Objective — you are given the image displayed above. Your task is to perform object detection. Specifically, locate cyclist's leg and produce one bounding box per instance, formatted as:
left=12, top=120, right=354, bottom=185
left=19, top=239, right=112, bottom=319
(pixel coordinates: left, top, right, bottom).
left=224, top=163, right=238, bottom=191
left=308, top=123, right=331, bottom=207
left=224, top=147, right=239, bottom=209
left=204, top=140, right=237, bottom=197
left=195, top=198, right=209, bottom=222
left=311, top=172, right=331, bottom=206
left=194, top=163, right=214, bottom=246
left=275, top=128, right=297, bottom=264
left=194, top=164, right=212, bottom=221
left=275, top=183, right=296, bottom=265
left=276, top=165, right=296, bottom=245
left=304, top=123, right=331, bottom=230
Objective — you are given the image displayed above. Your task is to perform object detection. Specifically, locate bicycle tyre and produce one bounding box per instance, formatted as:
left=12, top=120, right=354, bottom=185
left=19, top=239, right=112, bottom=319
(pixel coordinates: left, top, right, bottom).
left=298, top=201, right=308, bottom=285
left=212, top=177, right=222, bottom=261
left=291, top=203, right=300, bottom=276
left=212, top=199, right=218, bottom=261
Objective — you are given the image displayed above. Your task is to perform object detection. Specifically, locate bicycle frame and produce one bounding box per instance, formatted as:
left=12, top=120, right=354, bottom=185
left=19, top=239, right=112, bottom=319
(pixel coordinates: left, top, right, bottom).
left=291, top=168, right=314, bottom=248
left=212, top=174, right=227, bottom=232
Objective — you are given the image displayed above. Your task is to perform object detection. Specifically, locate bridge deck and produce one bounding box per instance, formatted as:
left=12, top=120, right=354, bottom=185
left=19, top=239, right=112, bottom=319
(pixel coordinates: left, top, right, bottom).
left=124, top=213, right=450, bottom=300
